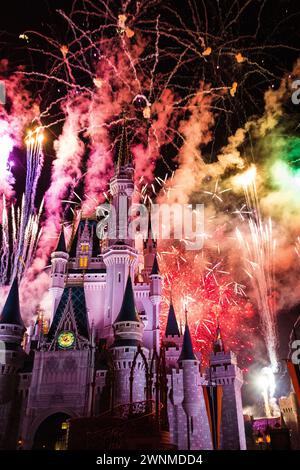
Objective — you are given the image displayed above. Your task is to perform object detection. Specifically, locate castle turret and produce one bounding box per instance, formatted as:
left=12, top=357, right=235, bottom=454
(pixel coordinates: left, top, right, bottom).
left=163, top=299, right=181, bottom=368
left=174, top=320, right=212, bottom=450
left=77, top=219, right=93, bottom=269
left=142, top=210, right=157, bottom=281
left=49, top=229, right=69, bottom=318
left=208, top=323, right=246, bottom=450
left=213, top=318, right=224, bottom=354
left=0, top=278, right=26, bottom=449
left=178, top=322, right=201, bottom=418
left=24, top=309, right=47, bottom=353
left=109, top=119, right=135, bottom=246
left=148, top=254, right=161, bottom=352
left=102, top=121, right=138, bottom=338
left=111, top=276, right=148, bottom=406
left=166, top=302, right=180, bottom=339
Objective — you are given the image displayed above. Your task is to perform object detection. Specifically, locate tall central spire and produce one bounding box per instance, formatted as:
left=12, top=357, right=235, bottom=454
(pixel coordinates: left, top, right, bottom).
left=213, top=318, right=225, bottom=353
left=117, top=117, right=132, bottom=170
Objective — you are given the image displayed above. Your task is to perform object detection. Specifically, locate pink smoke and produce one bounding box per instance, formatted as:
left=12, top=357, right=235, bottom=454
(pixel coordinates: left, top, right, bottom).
left=0, top=60, right=40, bottom=213
left=21, top=98, right=87, bottom=319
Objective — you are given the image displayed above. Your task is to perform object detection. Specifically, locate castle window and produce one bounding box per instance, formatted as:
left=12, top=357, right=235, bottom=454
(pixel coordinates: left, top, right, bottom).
left=125, top=348, right=129, bottom=352
left=79, top=257, right=88, bottom=268
left=118, top=273, right=121, bottom=283
left=81, top=243, right=89, bottom=253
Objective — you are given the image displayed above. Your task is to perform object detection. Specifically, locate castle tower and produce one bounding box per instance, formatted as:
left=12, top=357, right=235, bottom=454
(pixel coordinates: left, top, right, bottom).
left=163, top=299, right=181, bottom=368
left=208, top=323, right=246, bottom=450
left=148, top=255, right=162, bottom=352
left=108, top=119, right=135, bottom=246
left=21, top=283, right=94, bottom=449
left=25, top=309, right=47, bottom=353
left=66, top=218, right=105, bottom=331
left=49, top=229, right=69, bottom=317
left=0, top=278, right=26, bottom=449
left=111, top=276, right=148, bottom=406
left=279, top=392, right=300, bottom=449
left=179, top=323, right=201, bottom=420
left=142, top=210, right=157, bottom=282
left=102, top=121, right=138, bottom=338
left=168, top=320, right=212, bottom=450
left=76, top=219, right=93, bottom=269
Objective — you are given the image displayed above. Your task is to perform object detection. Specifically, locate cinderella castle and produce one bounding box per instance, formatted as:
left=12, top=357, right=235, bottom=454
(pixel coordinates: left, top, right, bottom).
left=0, top=123, right=246, bottom=450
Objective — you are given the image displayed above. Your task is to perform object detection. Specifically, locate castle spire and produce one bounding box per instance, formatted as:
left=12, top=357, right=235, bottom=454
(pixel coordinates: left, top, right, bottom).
left=56, top=228, right=67, bottom=253
left=0, top=277, right=25, bottom=327
left=165, top=298, right=180, bottom=337
left=213, top=318, right=225, bottom=353
left=117, top=117, right=132, bottom=170
left=115, top=275, right=140, bottom=323
left=150, top=253, right=160, bottom=276
left=178, top=319, right=196, bottom=362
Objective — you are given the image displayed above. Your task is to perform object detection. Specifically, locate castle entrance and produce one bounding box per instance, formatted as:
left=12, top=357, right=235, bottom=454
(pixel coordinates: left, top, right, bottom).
left=32, top=412, right=71, bottom=450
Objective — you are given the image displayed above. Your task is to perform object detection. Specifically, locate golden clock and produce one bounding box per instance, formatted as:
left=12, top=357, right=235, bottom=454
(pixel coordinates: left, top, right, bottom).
left=57, top=330, right=75, bottom=349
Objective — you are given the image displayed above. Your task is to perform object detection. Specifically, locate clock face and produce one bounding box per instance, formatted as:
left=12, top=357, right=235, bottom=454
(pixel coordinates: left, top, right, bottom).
left=57, top=330, right=75, bottom=349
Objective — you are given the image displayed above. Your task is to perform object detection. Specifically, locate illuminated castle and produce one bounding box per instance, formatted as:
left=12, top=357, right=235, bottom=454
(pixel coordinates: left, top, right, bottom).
left=0, top=123, right=246, bottom=450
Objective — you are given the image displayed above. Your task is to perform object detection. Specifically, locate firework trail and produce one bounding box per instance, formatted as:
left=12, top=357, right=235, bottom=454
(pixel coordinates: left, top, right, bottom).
left=0, top=120, right=15, bottom=209
left=12, top=128, right=44, bottom=280
left=0, top=198, right=43, bottom=285
left=0, top=128, right=44, bottom=284
left=234, top=166, right=278, bottom=371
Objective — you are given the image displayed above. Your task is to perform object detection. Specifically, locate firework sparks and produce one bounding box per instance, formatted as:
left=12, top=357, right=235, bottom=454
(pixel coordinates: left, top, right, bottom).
left=235, top=166, right=278, bottom=372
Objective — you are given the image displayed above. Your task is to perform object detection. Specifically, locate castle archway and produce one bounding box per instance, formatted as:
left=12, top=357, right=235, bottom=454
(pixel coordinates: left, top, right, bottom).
left=32, top=412, right=71, bottom=450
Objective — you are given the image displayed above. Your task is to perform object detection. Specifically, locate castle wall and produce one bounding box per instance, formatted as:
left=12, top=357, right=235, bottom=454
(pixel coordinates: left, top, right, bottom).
left=279, top=392, right=300, bottom=449
left=20, top=349, right=93, bottom=449
left=112, top=347, right=148, bottom=406
left=167, top=368, right=213, bottom=450
left=209, top=353, right=246, bottom=450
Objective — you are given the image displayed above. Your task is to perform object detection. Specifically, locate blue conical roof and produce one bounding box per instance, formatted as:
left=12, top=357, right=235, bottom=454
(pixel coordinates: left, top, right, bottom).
left=165, top=303, right=180, bottom=337
left=178, top=323, right=196, bottom=361
left=56, top=229, right=67, bottom=252
left=115, top=276, right=140, bottom=323
left=150, top=254, right=160, bottom=275
left=0, top=277, right=25, bottom=327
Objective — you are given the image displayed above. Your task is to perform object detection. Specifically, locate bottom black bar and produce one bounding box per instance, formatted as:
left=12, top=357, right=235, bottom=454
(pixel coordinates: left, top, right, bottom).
left=0, top=450, right=299, bottom=467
